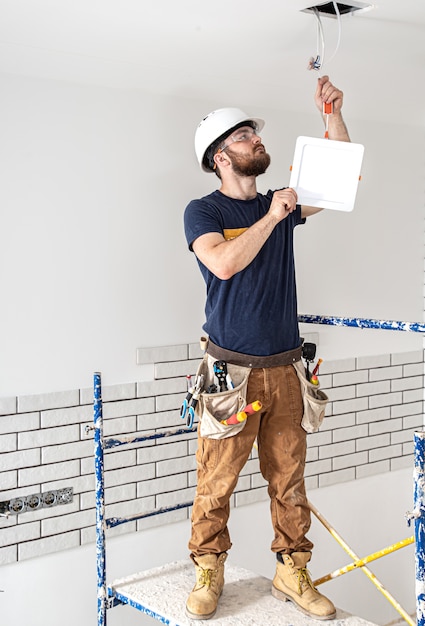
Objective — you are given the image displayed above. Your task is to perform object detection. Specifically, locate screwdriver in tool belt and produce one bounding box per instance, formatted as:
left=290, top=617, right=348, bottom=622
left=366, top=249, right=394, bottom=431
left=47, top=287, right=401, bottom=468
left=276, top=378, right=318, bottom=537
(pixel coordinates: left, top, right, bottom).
left=310, top=359, right=323, bottom=385
left=220, top=400, right=262, bottom=425
left=312, top=358, right=322, bottom=376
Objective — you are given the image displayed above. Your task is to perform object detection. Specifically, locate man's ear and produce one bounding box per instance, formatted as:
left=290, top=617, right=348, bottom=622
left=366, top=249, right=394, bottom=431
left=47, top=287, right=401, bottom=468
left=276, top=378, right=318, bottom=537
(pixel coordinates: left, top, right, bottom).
left=213, top=151, right=229, bottom=170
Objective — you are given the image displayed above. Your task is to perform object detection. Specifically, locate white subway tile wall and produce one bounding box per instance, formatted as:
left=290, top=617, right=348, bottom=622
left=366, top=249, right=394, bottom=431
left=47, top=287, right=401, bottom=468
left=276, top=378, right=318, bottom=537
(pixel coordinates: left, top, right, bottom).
left=0, top=344, right=423, bottom=565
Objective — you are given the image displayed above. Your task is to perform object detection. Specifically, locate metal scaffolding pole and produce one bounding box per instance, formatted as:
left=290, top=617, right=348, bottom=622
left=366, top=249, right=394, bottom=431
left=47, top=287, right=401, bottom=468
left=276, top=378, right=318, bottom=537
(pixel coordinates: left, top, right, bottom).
left=413, top=431, right=425, bottom=626
left=94, top=372, right=107, bottom=626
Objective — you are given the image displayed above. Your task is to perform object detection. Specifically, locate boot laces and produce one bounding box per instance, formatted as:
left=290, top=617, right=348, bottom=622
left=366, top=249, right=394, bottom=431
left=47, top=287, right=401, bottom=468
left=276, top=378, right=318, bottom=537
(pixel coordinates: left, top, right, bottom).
left=199, top=567, right=217, bottom=589
left=296, top=567, right=317, bottom=595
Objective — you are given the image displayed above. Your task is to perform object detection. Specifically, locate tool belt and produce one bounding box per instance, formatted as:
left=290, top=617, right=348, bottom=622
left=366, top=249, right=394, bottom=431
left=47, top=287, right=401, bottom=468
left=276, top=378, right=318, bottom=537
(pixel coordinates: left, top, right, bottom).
left=184, top=337, right=327, bottom=438
left=206, top=339, right=302, bottom=369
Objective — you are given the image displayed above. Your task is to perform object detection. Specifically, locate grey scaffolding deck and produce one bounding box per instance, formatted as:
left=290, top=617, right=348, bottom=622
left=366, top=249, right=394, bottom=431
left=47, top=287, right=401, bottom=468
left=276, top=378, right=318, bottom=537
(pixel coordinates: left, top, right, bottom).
left=109, top=559, right=378, bottom=626
left=93, top=371, right=380, bottom=626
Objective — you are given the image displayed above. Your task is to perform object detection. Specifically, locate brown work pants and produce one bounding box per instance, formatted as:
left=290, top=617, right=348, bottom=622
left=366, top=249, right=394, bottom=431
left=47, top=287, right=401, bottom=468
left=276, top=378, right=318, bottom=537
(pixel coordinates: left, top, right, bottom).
left=189, top=364, right=313, bottom=556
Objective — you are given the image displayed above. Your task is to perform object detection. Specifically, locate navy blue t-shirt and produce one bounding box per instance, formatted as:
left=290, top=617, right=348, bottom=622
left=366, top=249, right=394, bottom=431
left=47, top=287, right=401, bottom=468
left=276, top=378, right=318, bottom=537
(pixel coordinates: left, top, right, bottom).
left=184, top=189, right=305, bottom=356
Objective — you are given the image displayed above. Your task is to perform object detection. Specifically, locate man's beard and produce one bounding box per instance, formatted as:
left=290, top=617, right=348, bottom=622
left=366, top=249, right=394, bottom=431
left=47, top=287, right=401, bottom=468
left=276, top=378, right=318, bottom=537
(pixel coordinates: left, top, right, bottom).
left=226, top=147, right=271, bottom=177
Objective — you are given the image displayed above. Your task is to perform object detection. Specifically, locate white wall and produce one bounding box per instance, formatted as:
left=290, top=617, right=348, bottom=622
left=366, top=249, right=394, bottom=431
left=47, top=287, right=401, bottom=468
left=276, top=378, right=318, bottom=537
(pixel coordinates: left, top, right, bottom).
left=0, top=468, right=415, bottom=626
left=0, top=72, right=424, bottom=397
left=0, top=74, right=203, bottom=396
left=258, top=111, right=425, bottom=362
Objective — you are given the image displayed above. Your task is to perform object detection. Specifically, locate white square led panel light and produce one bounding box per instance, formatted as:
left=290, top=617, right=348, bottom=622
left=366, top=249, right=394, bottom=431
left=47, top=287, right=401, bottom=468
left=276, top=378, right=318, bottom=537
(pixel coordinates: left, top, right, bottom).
left=289, top=136, right=364, bottom=212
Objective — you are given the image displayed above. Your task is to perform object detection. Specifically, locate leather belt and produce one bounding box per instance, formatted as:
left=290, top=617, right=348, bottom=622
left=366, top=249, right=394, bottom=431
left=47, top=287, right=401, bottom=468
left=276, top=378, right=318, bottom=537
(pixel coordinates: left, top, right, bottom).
left=206, top=339, right=302, bottom=368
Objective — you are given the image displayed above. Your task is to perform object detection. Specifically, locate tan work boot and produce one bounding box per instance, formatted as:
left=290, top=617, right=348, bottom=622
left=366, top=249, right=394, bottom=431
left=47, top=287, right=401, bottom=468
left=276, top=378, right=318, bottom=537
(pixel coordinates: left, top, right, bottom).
left=185, top=553, right=227, bottom=620
left=272, top=552, right=336, bottom=620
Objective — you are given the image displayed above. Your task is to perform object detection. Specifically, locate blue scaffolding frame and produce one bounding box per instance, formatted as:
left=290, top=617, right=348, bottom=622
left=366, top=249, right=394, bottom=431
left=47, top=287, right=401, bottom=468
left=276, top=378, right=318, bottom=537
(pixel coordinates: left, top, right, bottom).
left=94, top=371, right=196, bottom=626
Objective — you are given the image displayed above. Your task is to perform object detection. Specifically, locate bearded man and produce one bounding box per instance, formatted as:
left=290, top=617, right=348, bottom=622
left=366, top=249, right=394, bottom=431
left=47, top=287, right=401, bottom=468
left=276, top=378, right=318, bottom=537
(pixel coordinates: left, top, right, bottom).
left=183, top=75, right=350, bottom=621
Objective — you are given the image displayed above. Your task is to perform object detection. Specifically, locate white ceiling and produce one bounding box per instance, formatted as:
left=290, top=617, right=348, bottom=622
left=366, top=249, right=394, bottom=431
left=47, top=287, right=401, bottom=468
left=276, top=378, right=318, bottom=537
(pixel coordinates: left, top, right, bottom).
left=1, top=0, right=425, bottom=124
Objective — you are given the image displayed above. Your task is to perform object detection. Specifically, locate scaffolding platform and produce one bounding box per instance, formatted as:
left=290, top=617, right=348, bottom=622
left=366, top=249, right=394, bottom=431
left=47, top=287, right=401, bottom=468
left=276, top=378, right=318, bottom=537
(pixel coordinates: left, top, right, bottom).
left=109, top=560, right=378, bottom=626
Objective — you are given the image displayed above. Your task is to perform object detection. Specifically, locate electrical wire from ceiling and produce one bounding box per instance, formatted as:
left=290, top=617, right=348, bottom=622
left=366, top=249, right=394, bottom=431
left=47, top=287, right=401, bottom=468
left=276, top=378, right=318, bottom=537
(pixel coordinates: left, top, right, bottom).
left=308, top=0, right=342, bottom=75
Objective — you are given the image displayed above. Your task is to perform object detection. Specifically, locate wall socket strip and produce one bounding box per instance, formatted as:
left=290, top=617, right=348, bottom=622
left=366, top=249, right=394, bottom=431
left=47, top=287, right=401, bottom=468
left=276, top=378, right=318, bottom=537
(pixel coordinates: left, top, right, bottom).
left=0, top=487, right=73, bottom=516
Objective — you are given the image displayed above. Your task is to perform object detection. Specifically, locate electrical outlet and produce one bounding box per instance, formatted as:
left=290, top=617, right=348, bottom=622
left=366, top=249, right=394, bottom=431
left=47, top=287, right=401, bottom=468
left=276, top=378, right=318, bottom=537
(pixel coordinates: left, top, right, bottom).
left=42, top=491, right=57, bottom=507
left=0, top=487, right=74, bottom=516
left=9, top=497, right=26, bottom=514
left=26, top=493, right=43, bottom=511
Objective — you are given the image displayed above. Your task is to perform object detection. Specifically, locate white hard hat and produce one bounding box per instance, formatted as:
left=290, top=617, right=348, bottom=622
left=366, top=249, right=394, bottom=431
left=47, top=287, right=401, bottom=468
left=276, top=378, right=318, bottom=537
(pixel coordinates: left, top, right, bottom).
left=194, top=107, right=265, bottom=172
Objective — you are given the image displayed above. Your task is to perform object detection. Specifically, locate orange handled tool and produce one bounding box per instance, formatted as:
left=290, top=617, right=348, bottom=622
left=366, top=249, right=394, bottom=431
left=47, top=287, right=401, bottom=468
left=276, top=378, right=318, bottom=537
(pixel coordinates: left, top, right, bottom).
left=310, top=359, right=322, bottom=385
left=323, top=102, right=333, bottom=115
left=220, top=400, right=262, bottom=426
left=220, top=411, right=247, bottom=426
left=243, top=400, right=262, bottom=415
left=323, top=101, right=333, bottom=139
left=312, top=359, right=323, bottom=377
